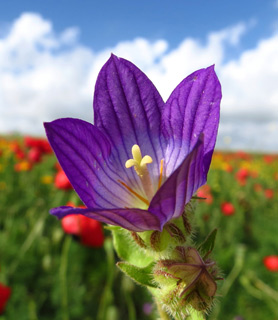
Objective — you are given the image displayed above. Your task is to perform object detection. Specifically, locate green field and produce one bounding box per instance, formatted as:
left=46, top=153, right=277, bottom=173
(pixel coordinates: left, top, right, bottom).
left=0, top=137, right=278, bottom=320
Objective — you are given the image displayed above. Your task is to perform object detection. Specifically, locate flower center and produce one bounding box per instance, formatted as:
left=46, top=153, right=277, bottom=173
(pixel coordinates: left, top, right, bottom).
left=118, top=145, right=164, bottom=207
left=125, top=144, right=154, bottom=202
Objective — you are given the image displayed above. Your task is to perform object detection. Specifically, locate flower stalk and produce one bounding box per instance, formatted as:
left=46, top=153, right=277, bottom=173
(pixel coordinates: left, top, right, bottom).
left=112, top=206, right=221, bottom=319
left=155, top=299, right=171, bottom=320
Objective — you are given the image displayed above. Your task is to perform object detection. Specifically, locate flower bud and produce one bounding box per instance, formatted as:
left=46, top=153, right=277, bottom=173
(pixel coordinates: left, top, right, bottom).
left=153, top=246, right=219, bottom=315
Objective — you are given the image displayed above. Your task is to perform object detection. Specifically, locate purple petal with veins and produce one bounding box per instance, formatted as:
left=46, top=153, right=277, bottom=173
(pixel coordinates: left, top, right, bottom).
left=44, top=54, right=221, bottom=231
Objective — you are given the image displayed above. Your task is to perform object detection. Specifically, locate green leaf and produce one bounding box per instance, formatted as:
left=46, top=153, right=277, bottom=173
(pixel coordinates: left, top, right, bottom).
left=111, top=228, right=153, bottom=267
left=117, top=261, right=158, bottom=288
left=198, top=228, right=217, bottom=255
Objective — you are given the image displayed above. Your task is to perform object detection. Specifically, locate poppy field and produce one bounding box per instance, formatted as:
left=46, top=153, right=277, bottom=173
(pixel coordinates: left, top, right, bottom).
left=0, top=136, right=278, bottom=320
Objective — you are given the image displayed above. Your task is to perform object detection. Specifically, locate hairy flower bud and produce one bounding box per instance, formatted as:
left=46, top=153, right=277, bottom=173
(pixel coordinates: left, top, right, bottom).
left=153, top=246, right=219, bottom=316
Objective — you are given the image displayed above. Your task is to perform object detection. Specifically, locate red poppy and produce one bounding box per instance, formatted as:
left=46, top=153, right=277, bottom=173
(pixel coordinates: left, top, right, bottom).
left=0, top=283, right=11, bottom=314
left=264, top=189, right=274, bottom=199
left=235, top=168, right=249, bottom=186
left=38, top=140, right=52, bottom=154
left=28, top=147, right=42, bottom=163
left=61, top=203, right=104, bottom=247
left=235, top=151, right=251, bottom=160
left=197, top=185, right=213, bottom=204
left=54, top=170, right=72, bottom=190
left=221, top=202, right=235, bottom=216
left=11, top=142, right=25, bottom=160
left=24, top=136, right=52, bottom=154
left=263, top=155, right=275, bottom=164
left=263, top=256, right=278, bottom=272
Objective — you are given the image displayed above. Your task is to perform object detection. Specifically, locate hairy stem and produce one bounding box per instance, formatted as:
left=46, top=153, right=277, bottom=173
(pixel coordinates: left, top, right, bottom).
left=155, top=299, right=172, bottom=320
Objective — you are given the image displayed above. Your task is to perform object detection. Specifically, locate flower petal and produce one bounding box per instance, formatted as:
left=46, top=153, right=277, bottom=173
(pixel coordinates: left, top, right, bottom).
left=163, top=66, right=221, bottom=175
left=44, top=118, right=144, bottom=209
left=50, top=206, right=161, bottom=232
left=94, top=54, right=166, bottom=192
left=149, top=137, right=205, bottom=223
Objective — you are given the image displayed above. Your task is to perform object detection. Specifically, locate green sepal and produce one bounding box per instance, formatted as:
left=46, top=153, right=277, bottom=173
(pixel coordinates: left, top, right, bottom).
left=111, top=227, right=153, bottom=267
left=117, top=261, right=158, bottom=288
left=153, top=269, right=180, bottom=287
left=104, top=226, right=120, bottom=231
left=198, top=228, right=217, bottom=255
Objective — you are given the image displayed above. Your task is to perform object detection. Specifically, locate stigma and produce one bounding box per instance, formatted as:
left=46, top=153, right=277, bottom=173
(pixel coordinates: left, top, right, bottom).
left=125, top=145, right=153, bottom=175
left=125, top=144, right=154, bottom=202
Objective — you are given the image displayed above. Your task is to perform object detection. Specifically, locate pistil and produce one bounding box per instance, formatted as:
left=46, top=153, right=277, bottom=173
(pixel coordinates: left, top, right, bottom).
left=125, top=145, right=154, bottom=202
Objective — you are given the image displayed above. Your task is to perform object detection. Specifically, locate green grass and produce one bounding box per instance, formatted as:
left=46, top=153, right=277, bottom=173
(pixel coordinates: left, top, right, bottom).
left=0, top=138, right=278, bottom=320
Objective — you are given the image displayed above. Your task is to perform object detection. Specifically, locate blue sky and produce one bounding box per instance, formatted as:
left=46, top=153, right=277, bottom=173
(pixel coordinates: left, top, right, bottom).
left=0, top=0, right=278, bottom=151
left=1, top=0, right=276, bottom=54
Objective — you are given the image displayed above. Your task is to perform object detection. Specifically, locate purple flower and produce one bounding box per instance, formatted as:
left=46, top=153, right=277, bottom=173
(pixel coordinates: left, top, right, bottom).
left=44, top=54, right=221, bottom=232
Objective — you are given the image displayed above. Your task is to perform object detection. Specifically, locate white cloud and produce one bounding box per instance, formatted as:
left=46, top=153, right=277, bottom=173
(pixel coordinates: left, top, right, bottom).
left=220, top=34, right=278, bottom=115
left=216, top=33, right=278, bottom=151
left=144, top=23, right=249, bottom=99
left=0, top=13, right=94, bottom=133
left=0, top=13, right=170, bottom=134
left=0, top=12, right=278, bottom=151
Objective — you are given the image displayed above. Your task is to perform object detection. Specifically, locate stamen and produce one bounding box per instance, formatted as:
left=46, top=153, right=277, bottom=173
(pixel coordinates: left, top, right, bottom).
left=118, top=180, right=149, bottom=206
left=158, top=159, right=164, bottom=189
